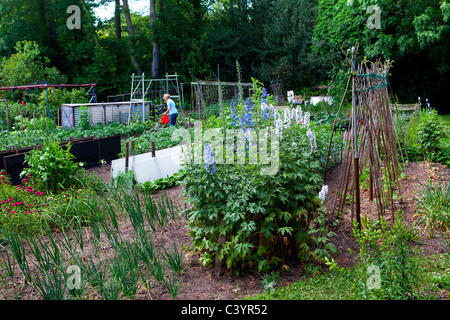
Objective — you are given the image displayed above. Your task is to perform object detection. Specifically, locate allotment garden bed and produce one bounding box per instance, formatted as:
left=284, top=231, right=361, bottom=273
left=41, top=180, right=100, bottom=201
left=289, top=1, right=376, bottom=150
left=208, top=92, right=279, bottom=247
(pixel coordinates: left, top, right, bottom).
left=1, top=82, right=449, bottom=300
left=1, top=159, right=448, bottom=300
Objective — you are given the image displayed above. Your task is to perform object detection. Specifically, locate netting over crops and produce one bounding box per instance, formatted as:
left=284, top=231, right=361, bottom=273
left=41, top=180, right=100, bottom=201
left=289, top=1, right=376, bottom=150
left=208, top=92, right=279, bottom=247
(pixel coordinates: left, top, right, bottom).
left=189, top=81, right=253, bottom=119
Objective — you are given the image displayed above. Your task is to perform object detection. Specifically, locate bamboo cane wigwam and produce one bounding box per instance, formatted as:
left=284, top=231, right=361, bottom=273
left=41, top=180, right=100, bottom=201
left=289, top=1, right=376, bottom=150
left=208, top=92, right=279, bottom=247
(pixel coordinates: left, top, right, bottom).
left=332, top=59, right=402, bottom=223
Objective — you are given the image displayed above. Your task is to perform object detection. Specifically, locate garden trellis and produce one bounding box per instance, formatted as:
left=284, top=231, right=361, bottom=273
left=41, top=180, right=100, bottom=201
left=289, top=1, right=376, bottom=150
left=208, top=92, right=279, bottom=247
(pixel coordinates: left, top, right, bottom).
left=190, top=80, right=253, bottom=120
left=0, top=82, right=96, bottom=119
left=270, top=79, right=285, bottom=104
left=331, top=56, right=402, bottom=225
left=127, top=73, right=183, bottom=124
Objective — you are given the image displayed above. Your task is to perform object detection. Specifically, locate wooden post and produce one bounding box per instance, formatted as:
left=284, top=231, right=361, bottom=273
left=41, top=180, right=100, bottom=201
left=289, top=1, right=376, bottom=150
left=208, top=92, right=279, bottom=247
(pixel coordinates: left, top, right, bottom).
left=351, top=47, right=361, bottom=229
left=5, top=102, right=10, bottom=131
left=354, top=157, right=361, bottom=224
left=369, top=163, right=373, bottom=201
left=125, top=141, right=129, bottom=173
left=131, top=140, right=135, bottom=156
left=20, top=111, right=24, bottom=132
left=151, top=140, right=156, bottom=158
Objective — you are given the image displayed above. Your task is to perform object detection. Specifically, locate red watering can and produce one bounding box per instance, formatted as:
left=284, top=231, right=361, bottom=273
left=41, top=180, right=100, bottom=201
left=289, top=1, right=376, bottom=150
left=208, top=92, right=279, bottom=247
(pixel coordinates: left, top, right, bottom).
left=161, top=114, right=170, bottom=124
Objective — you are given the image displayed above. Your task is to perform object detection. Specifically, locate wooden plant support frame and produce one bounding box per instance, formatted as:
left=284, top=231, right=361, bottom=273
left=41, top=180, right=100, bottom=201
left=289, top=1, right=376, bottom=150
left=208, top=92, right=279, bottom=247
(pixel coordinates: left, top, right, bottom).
left=331, top=57, right=403, bottom=225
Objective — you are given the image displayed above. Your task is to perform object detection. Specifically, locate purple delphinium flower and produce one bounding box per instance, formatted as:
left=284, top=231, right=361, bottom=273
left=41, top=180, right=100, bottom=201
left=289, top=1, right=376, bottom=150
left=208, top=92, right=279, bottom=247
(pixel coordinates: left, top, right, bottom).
left=261, top=102, right=269, bottom=120
left=204, top=144, right=216, bottom=174
left=261, top=87, right=269, bottom=100
left=241, top=98, right=254, bottom=128
left=260, top=88, right=271, bottom=120
left=230, top=99, right=239, bottom=126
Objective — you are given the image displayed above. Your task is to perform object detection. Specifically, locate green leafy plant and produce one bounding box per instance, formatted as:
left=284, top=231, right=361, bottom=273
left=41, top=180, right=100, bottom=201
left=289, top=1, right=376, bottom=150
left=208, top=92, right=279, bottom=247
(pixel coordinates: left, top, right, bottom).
left=299, top=204, right=339, bottom=275
left=78, top=106, right=92, bottom=130
left=414, top=179, right=450, bottom=237
left=261, top=271, right=279, bottom=293
left=417, top=109, right=446, bottom=160
left=183, top=79, right=340, bottom=274
left=351, top=215, right=427, bottom=300
left=140, top=170, right=185, bottom=193
left=22, top=140, right=83, bottom=192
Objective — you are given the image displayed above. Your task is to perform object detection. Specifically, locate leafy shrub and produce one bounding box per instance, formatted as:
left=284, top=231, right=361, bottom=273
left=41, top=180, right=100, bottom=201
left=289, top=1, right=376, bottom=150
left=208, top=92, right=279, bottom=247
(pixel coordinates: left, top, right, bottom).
left=397, top=109, right=450, bottom=165
left=434, top=138, right=450, bottom=166
left=183, top=145, right=324, bottom=273
left=417, top=109, right=446, bottom=159
left=38, top=88, right=89, bottom=120
left=182, top=79, right=340, bottom=273
left=22, top=140, right=83, bottom=192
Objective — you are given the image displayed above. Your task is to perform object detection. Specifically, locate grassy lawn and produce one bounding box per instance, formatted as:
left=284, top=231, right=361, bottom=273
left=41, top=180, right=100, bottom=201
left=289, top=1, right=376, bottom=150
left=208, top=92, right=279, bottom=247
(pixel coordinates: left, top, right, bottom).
left=246, top=253, right=450, bottom=300
left=441, top=114, right=450, bottom=125
left=247, top=269, right=354, bottom=300
left=441, top=114, right=450, bottom=135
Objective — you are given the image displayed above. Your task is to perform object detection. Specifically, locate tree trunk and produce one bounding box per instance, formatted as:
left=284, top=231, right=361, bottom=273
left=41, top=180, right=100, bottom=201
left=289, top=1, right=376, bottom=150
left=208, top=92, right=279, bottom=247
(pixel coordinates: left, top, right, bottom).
left=122, top=0, right=142, bottom=75
left=149, top=0, right=159, bottom=78
left=114, top=0, right=121, bottom=40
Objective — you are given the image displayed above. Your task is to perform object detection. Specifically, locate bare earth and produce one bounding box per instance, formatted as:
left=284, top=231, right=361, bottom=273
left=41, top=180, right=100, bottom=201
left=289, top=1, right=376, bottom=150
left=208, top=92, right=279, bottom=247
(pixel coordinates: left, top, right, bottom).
left=84, top=160, right=450, bottom=299
left=1, top=160, right=448, bottom=300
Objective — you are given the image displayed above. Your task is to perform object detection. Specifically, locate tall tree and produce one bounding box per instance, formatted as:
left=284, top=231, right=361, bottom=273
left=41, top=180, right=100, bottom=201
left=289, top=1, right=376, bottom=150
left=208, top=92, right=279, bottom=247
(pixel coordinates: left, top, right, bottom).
left=256, top=0, right=322, bottom=89
left=122, top=0, right=142, bottom=75
left=149, top=0, right=159, bottom=78
left=115, top=0, right=122, bottom=40
left=312, top=0, right=450, bottom=110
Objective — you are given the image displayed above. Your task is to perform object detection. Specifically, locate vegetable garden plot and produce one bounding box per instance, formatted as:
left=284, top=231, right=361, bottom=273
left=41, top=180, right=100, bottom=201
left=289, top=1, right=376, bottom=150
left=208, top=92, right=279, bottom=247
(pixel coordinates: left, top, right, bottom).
left=0, top=184, right=185, bottom=300
left=2, top=135, right=121, bottom=185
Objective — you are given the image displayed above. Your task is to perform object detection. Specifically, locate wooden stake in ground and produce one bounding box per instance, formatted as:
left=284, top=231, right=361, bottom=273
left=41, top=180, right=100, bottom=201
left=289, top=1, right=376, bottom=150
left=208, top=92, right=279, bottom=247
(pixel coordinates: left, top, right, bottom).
left=125, top=141, right=129, bottom=173
left=351, top=47, right=361, bottom=228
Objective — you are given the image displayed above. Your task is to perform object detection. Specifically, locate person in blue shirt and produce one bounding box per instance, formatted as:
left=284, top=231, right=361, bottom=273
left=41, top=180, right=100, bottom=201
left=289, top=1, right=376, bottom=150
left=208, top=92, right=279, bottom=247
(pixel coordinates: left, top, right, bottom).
left=163, top=93, right=178, bottom=126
